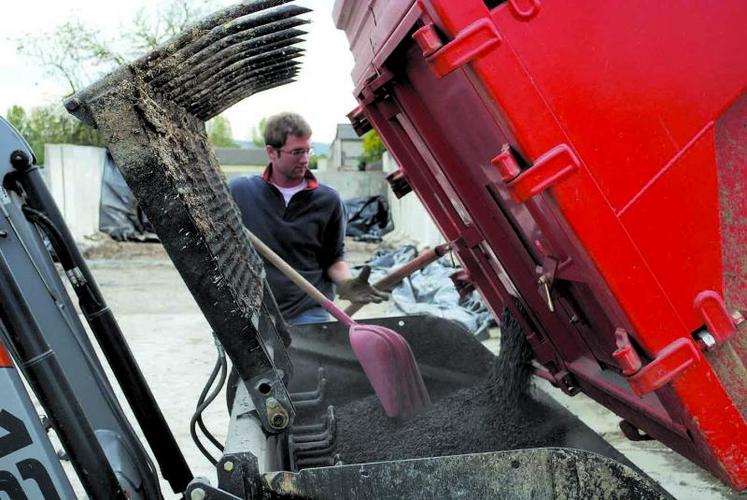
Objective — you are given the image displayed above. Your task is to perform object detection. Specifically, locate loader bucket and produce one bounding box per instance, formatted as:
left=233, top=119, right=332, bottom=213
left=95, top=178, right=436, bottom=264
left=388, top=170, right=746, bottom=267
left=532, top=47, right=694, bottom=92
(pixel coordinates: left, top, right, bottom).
left=65, top=0, right=311, bottom=434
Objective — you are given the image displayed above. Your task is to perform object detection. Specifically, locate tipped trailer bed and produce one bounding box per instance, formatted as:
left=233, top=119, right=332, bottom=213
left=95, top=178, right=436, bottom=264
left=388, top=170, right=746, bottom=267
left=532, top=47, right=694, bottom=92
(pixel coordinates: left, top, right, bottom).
left=334, top=0, right=747, bottom=490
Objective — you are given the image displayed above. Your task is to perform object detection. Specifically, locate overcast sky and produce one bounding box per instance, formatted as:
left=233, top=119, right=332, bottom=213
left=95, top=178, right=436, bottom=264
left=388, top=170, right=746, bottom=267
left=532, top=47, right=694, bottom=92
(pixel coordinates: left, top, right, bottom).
left=0, top=0, right=357, bottom=144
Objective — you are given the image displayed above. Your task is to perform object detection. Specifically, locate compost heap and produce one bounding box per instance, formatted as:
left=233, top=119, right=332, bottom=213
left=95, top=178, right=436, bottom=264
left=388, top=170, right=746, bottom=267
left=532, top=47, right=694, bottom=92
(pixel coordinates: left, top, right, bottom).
left=336, top=307, right=566, bottom=463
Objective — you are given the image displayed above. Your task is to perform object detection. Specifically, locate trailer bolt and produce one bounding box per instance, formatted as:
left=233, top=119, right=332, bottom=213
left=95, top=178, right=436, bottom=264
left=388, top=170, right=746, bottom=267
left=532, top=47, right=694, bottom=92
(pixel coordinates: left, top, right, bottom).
left=223, top=461, right=234, bottom=472
left=697, top=331, right=717, bottom=350
left=190, top=488, right=206, bottom=500
left=732, top=310, right=745, bottom=326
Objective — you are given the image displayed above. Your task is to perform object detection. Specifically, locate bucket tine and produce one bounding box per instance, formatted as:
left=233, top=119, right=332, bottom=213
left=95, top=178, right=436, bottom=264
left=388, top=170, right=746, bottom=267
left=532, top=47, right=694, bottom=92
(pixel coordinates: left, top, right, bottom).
left=176, top=48, right=304, bottom=106
left=152, top=20, right=308, bottom=96
left=191, top=72, right=300, bottom=119
left=140, top=0, right=298, bottom=76
left=185, top=59, right=302, bottom=111
left=197, top=77, right=300, bottom=118
left=145, top=4, right=311, bottom=87
left=62, top=2, right=310, bottom=434
left=160, top=28, right=306, bottom=99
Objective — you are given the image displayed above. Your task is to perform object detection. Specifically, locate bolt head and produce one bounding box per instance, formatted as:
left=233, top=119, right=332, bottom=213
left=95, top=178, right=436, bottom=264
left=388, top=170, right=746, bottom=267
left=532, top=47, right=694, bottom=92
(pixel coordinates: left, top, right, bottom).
left=223, top=461, right=234, bottom=472
left=190, top=488, right=206, bottom=500
left=732, top=310, right=745, bottom=326
left=697, top=331, right=717, bottom=350
left=271, top=414, right=287, bottom=428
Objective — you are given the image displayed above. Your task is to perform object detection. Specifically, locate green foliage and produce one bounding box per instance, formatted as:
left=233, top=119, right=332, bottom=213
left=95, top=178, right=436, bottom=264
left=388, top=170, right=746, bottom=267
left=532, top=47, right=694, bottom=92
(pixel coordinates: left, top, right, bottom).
left=250, top=117, right=268, bottom=147
left=207, top=116, right=238, bottom=148
left=5, top=104, right=102, bottom=165
left=309, top=153, right=322, bottom=170
left=18, top=0, right=218, bottom=95
left=11, top=0, right=226, bottom=159
left=361, top=129, right=386, bottom=163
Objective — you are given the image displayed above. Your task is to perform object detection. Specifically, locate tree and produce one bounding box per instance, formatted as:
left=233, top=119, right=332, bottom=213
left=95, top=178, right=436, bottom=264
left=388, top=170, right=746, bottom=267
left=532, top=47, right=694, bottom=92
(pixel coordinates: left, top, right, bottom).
left=250, top=117, right=268, bottom=147
left=5, top=104, right=103, bottom=165
left=361, top=129, right=386, bottom=163
left=12, top=0, right=226, bottom=157
left=18, top=0, right=219, bottom=95
left=207, top=116, right=238, bottom=148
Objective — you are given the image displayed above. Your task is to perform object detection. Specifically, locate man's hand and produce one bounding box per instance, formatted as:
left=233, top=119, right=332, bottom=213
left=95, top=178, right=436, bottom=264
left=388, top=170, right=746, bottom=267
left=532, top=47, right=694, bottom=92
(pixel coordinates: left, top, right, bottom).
left=337, top=266, right=390, bottom=304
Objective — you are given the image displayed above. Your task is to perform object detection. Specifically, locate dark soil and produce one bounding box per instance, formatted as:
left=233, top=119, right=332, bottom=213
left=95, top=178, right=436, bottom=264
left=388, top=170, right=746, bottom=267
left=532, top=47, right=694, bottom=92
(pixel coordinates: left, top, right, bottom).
left=335, top=307, right=563, bottom=464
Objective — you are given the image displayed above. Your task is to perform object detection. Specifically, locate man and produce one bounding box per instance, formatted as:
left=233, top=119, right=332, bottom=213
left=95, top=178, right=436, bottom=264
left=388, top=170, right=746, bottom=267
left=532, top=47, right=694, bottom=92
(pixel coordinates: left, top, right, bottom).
left=230, top=112, right=388, bottom=325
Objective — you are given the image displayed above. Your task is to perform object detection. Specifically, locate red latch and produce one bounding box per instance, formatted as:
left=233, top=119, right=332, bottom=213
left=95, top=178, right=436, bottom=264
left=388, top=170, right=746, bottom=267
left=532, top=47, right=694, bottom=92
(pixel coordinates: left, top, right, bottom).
left=627, top=338, right=702, bottom=397
left=413, top=18, right=502, bottom=78
left=508, top=0, right=541, bottom=20
left=506, top=144, right=580, bottom=203
left=491, top=144, right=522, bottom=182
left=693, top=290, right=738, bottom=344
left=612, top=328, right=642, bottom=376
left=413, top=24, right=444, bottom=57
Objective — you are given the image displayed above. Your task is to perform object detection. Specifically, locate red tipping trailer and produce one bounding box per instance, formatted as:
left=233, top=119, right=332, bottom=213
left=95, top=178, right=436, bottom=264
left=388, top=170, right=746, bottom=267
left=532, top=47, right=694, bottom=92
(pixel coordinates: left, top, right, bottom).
left=335, top=0, right=747, bottom=489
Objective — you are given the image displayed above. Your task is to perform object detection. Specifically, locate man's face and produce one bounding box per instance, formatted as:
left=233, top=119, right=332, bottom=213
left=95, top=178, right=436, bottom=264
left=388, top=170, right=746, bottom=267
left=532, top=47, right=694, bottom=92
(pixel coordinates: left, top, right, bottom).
left=266, top=134, right=312, bottom=186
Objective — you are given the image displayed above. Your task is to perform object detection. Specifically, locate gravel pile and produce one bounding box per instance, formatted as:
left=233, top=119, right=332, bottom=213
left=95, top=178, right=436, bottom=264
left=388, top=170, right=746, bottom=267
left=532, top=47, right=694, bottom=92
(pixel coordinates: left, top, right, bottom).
left=335, top=308, right=562, bottom=464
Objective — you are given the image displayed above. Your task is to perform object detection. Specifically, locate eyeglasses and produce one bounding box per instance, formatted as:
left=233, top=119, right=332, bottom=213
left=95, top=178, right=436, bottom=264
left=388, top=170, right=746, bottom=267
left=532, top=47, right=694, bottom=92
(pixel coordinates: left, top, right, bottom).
left=277, top=147, right=314, bottom=157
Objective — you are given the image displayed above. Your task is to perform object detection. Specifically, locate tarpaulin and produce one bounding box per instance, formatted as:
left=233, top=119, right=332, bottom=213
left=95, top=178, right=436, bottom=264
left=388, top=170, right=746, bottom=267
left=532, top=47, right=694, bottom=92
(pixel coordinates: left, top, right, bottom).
left=344, top=195, right=393, bottom=243
left=364, top=246, right=495, bottom=337
left=99, top=153, right=157, bottom=241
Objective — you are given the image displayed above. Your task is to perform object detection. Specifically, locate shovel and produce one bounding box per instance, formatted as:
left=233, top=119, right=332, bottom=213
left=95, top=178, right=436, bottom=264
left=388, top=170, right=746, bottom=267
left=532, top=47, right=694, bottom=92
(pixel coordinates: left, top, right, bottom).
left=245, top=229, right=431, bottom=418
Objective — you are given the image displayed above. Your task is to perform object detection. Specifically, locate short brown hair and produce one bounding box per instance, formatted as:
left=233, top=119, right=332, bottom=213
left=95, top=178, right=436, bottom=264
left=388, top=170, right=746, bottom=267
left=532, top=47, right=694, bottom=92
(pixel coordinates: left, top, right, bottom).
left=263, top=112, right=312, bottom=148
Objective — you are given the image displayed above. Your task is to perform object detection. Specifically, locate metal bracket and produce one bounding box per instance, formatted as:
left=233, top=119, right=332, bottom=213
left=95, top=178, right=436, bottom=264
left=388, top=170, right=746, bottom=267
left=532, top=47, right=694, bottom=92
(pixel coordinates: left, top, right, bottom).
left=693, top=290, right=739, bottom=345
left=500, top=144, right=580, bottom=203
left=626, top=338, right=702, bottom=397
left=413, top=18, right=503, bottom=78
left=386, top=169, right=413, bottom=199
left=185, top=478, right=243, bottom=500
left=454, top=225, right=483, bottom=249
left=347, top=105, right=372, bottom=136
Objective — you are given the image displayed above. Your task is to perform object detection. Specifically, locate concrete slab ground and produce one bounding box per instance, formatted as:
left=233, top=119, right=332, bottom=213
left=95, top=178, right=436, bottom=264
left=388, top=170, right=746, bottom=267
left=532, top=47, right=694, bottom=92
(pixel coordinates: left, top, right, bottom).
left=48, top=245, right=744, bottom=499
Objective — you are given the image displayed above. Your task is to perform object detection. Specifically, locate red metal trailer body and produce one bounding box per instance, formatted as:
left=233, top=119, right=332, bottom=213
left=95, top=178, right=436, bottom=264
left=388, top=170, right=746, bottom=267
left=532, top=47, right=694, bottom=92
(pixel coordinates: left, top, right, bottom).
left=334, top=0, right=747, bottom=489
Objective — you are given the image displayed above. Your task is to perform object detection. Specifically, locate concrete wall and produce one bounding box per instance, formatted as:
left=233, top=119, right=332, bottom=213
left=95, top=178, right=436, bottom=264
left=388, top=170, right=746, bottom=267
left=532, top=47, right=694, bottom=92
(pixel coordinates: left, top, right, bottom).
left=43, top=144, right=106, bottom=242
left=38, top=145, right=444, bottom=249
left=315, top=170, right=388, bottom=200
left=382, top=153, right=445, bottom=248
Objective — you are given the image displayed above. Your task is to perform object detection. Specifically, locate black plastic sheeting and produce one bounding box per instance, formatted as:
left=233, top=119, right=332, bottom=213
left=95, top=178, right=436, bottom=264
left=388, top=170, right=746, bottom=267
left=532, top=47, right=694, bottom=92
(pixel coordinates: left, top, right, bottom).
left=99, top=154, right=157, bottom=241
left=363, top=246, right=495, bottom=337
left=344, top=195, right=393, bottom=243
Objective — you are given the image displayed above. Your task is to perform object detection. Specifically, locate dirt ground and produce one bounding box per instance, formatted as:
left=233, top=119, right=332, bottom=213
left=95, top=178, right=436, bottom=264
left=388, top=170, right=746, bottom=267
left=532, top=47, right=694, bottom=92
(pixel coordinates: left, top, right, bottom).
left=51, top=239, right=744, bottom=499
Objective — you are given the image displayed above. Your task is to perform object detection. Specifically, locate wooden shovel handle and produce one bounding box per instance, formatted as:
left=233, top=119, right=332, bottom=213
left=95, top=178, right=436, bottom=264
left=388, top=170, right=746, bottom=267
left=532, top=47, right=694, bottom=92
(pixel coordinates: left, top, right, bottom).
left=244, top=228, right=328, bottom=306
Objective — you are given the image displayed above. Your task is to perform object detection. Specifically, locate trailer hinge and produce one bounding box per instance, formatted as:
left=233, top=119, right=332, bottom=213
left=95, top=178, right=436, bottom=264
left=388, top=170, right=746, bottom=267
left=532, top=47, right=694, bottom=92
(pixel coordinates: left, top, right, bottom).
left=386, top=169, right=413, bottom=199
left=492, top=143, right=580, bottom=203
left=413, top=18, right=502, bottom=78
left=347, top=105, right=372, bottom=136
left=693, top=290, right=741, bottom=347
left=614, top=332, right=702, bottom=397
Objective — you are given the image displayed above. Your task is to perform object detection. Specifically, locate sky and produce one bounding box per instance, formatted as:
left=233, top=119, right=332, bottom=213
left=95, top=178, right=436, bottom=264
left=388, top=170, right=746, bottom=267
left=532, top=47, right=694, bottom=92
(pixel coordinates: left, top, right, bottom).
left=0, top=0, right=358, bottom=144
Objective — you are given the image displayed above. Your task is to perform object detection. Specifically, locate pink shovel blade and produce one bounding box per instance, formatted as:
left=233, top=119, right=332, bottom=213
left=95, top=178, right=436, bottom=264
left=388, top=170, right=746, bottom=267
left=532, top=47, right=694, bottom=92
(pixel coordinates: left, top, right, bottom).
left=348, top=323, right=431, bottom=418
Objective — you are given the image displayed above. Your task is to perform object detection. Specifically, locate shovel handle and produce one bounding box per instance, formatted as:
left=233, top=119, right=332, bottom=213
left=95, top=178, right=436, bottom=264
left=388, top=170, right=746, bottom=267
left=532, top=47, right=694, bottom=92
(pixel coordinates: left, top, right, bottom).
left=244, top=229, right=329, bottom=305
left=344, top=243, right=451, bottom=317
